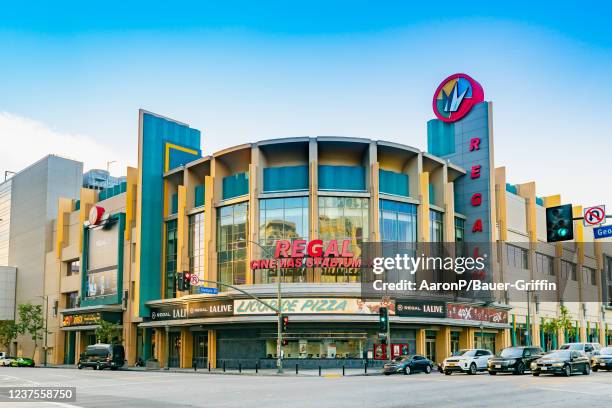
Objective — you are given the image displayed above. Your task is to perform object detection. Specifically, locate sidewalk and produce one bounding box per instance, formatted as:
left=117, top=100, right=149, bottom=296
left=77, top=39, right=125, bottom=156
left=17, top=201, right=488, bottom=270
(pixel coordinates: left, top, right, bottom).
left=43, top=364, right=381, bottom=377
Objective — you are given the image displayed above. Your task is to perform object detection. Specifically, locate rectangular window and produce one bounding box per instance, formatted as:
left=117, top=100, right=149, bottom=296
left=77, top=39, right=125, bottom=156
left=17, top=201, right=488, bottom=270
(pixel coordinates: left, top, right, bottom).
left=507, top=244, right=528, bottom=269
left=217, top=202, right=248, bottom=286
left=429, top=210, right=443, bottom=242
left=222, top=173, right=249, bottom=200
left=535, top=253, right=554, bottom=276
left=318, top=197, right=368, bottom=283
left=561, top=260, right=577, bottom=281
left=259, top=197, right=309, bottom=283
left=380, top=200, right=417, bottom=242
left=66, top=259, right=80, bottom=276
left=164, top=220, right=178, bottom=298
left=188, top=212, right=205, bottom=289
left=582, top=266, right=596, bottom=286
left=455, top=218, right=465, bottom=258
left=65, top=291, right=79, bottom=309
left=264, top=166, right=308, bottom=192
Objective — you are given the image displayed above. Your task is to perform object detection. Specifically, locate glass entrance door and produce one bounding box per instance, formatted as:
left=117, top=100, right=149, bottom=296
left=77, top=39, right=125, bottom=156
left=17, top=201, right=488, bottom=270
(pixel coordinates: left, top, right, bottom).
left=169, top=332, right=181, bottom=368
left=425, top=331, right=436, bottom=362
left=193, top=332, right=208, bottom=368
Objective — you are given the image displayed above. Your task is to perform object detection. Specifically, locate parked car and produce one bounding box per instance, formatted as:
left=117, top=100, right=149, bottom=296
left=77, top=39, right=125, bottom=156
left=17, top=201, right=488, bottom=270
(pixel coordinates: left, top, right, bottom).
left=10, top=357, right=35, bottom=367
left=559, top=342, right=601, bottom=359
left=0, top=356, right=17, bottom=367
left=382, top=355, right=434, bottom=375
left=441, top=349, right=493, bottom=375
left=591, top=346, right=612, bottom=372
left=487, top=346, right=543, bottom=375
left=78, top=344, right=125, bottom=370
left=531, top=349, right=590, bottom=376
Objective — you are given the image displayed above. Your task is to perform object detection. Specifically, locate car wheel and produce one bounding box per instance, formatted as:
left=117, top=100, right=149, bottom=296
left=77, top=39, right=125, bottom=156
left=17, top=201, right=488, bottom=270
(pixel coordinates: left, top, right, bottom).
left=444, top=370, right=451, bottom=376
left=583, top=364, right=590, bottom=375
left=425, top=365, right=432, bottom=374
left=563, top=365, right=571, bottom=377
left=384, top=372, right=391, bottom=376
left=403, top=366, right=411, bottom=375
left=78, top=364, right=82, bottom=370
left=489, top=371, right=497, bottom=375
left=93, top=365, right=98, bottom=370
left=592, top=367, right=598, bottom=372
left=514, top=363, right=525, bottom=375
left=532, top=372, right=540, bottom=377
left=111, top=367, right=118, bottom=371
left=468, top=363, right=477, bottom=375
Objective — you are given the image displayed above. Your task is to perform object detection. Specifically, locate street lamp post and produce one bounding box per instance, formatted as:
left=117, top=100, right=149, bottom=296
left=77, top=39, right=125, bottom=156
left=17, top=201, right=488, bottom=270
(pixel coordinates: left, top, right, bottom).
left=38, top=295, right=49, bottom=367
left=238, top=238, right=284, bottom=374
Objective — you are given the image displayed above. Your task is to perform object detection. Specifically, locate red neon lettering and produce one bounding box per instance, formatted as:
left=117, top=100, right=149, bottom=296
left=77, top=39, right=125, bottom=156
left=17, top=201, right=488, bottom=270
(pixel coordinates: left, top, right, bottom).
left=307, top=239, right=323, bottom=257
left=470, top=165, right=481, bottom=179
left=291, top=239, right=307, bottom=258
left=341, top=240, right=354, bottom=257
left=274, top=240, right=291, bottom=258
left=469, top=138, right=481, bottom=151
left=471, top=193, right=482, bottom=206
left=472, top=219, right=483, bottom=233
left=323, top=240, right=339, bottom=257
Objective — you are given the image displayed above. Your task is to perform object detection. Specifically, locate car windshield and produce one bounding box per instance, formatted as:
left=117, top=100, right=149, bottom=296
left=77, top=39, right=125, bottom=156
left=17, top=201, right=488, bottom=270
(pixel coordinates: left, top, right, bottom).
left=452, top=350, right=475, bottom=357
left=499, top=348, right=523, bottom=358
left=600, top=347, right=612, bottom=355
left=86, top=347, right=109, bottom=357
left=543, top=350, right=571, bottom=359
left=393, top=356, right=409, bottom=362
left=559, top=344, right=581, bottom=350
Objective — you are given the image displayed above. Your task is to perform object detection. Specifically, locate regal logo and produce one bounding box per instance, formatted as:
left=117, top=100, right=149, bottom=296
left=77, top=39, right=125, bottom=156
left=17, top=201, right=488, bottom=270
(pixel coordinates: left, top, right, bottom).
left=432, top=73, right=484, bottom=123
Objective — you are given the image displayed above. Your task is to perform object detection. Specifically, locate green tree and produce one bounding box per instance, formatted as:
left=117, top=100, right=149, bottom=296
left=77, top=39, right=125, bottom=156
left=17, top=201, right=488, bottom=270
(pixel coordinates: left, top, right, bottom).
left=95, top=320, right=122, bottom=344
left=17, top=303, right=44, bottom=359
left=0, top=320, right=19, bottom=351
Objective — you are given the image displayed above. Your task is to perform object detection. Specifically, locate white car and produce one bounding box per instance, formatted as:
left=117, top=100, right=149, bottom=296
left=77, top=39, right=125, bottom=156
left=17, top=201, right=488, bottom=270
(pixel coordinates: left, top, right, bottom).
left=559, top=342, right=602, bottom=359
left=442, top=349, right=493, bottom=375
left=0, top=356, right=17, bottom=367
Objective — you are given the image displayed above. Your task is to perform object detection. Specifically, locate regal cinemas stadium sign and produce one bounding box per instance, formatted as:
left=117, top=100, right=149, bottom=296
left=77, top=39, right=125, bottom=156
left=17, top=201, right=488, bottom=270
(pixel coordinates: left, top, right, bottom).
left=249, top=239, right=361, bottom=270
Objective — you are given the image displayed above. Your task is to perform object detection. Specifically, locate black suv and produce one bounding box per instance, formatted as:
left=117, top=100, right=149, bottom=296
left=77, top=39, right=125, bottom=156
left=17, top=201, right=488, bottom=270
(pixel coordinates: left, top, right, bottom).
left=488, top=346, right=543, bottom=375
left=78, top=344, right=125, bottom=370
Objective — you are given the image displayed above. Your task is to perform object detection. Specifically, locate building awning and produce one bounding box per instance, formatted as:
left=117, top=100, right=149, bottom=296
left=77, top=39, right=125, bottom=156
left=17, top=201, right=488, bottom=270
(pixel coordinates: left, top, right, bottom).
left=138, top=314, right=510, bottom=330
left=61, top=324, right=123, bottom=332
left=60, top=304, right=123, bottom=315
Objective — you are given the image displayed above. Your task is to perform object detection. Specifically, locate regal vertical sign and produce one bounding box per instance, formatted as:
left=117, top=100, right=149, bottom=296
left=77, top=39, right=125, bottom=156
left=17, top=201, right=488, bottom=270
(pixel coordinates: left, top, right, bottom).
left=427, top=74, right=495, bottom=293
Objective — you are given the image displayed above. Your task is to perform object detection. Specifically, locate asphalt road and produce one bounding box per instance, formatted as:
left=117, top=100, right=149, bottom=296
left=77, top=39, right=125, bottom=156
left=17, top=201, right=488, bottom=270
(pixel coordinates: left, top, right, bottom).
left=1, top=367, right=611, bottom=408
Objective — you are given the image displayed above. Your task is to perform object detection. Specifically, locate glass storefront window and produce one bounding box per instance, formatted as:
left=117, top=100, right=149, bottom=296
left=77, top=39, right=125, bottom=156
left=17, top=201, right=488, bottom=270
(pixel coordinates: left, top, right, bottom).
left=259, top=197, right=309, bottom=283
left=318, top=197, right=368, bottom=283
left=474, top=333, right=496, bottom=353
left=429, top=210, right=443, bottom=242
left=450, top=331, right=460, bottom=354
left=217, top=202, right=248, bottom=286
left=265, top=338, right=364, bottom=359
left=380, top=200, right=417, bottom=243
left=164, top=220, right=178, bottom=299
left=189, top=212, right=205, bottom=290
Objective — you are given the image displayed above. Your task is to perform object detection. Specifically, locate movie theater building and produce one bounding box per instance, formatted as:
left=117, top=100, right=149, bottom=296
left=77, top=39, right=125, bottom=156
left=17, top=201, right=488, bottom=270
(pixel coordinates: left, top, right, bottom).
left=42, top=75, right=612, bottom=368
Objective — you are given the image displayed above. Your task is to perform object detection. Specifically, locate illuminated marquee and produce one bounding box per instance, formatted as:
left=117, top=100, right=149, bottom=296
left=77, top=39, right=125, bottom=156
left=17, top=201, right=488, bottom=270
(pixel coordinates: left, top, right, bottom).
left=249, top=239, right=361, bottom=270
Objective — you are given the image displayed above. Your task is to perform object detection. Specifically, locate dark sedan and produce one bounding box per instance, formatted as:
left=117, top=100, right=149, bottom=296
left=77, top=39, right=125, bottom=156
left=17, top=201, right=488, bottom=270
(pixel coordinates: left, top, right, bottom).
left=531, top=350, right=590, bottom=376
left=487, top=346, right=543, bottom=375
left=591, top=346, right=612, bottom=372
left=382, top=355, right=433, bottom=375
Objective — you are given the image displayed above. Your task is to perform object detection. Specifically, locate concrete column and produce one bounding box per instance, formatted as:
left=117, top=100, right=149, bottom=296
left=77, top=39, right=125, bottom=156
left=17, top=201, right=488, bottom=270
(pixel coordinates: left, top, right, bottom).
left=208, top=330, right=217, bottom=369
left=459, top=328, right=475, bottom=349
left=495, top=329, right=510, bottom=354
left=124, top=323, right=137, bottom=366
left=435, top=327, right=450, bottom=364
left=180, top=327, right=193, bottom=368
left=416, top=329, right=426, bottom=356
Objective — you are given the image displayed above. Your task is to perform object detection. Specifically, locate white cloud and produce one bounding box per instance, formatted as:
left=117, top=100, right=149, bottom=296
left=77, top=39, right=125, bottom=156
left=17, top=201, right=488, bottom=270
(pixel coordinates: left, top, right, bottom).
left=0, top=112, right=132, bottom=178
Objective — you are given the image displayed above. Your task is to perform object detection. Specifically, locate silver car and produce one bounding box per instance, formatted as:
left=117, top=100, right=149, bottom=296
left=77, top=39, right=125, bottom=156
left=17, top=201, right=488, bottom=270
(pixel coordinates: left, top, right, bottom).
left=559, top=342, right=601, bottom=359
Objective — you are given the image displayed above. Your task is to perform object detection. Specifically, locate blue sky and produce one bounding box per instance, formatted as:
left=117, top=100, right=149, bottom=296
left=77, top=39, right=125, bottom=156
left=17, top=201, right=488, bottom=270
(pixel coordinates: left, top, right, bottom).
left=1, top=1, right=611, bottom=209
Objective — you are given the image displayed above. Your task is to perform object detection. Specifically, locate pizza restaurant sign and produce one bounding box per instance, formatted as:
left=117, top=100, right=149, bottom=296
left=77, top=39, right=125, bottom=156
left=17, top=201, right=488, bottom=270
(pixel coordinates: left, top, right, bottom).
left=234, top=298, right=395, bottom=315
left=446, top=304, right=508, bottom=324
left=249, top=239, right=361, bottom=270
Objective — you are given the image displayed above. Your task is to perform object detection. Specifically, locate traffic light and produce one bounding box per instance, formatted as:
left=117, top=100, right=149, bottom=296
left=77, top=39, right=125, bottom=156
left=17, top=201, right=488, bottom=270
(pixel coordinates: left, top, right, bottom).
left=379, top=307, right=388, bottom=332
left=183, top=272, right=191, bottom=291
left=177, top=272, right=184, bottom=291
left=282, top=315, right=289, bottom=332
left=546, top=204, right=574, bottom=242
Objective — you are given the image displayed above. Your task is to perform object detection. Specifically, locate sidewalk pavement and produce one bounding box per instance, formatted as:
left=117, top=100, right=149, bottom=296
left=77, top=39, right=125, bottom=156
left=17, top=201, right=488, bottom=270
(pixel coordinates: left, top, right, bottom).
left=43, top=364, right=382, bottom=377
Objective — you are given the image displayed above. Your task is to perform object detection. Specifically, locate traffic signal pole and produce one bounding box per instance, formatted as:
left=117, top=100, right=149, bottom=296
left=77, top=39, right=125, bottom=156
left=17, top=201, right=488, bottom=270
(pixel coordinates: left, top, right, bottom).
left=387, top=313, right=391, bottom=362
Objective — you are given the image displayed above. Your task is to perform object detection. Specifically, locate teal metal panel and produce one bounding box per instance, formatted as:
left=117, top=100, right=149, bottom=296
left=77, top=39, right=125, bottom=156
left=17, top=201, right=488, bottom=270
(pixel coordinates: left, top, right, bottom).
left=318, top=165, right=365, bottom=191
left=536, top=197, right=544, bottom=206
left=222, top=172, right=249, bottom=199
left=379, top=169, right=409, bottom=197
left=194, top=184, right=205, bottom=207
left=263, top=165, right=308, bottom=192
left=429, top=184, right=435, bottom=205
left=170, top=193, right=178, bottom=215
left=138, top=112, right=201, bottom=317
left=427, top=119, right=455, bottom=156
left=168, top=148, right=200, bottom=171
left=506, top=183, right=518, bottom=195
